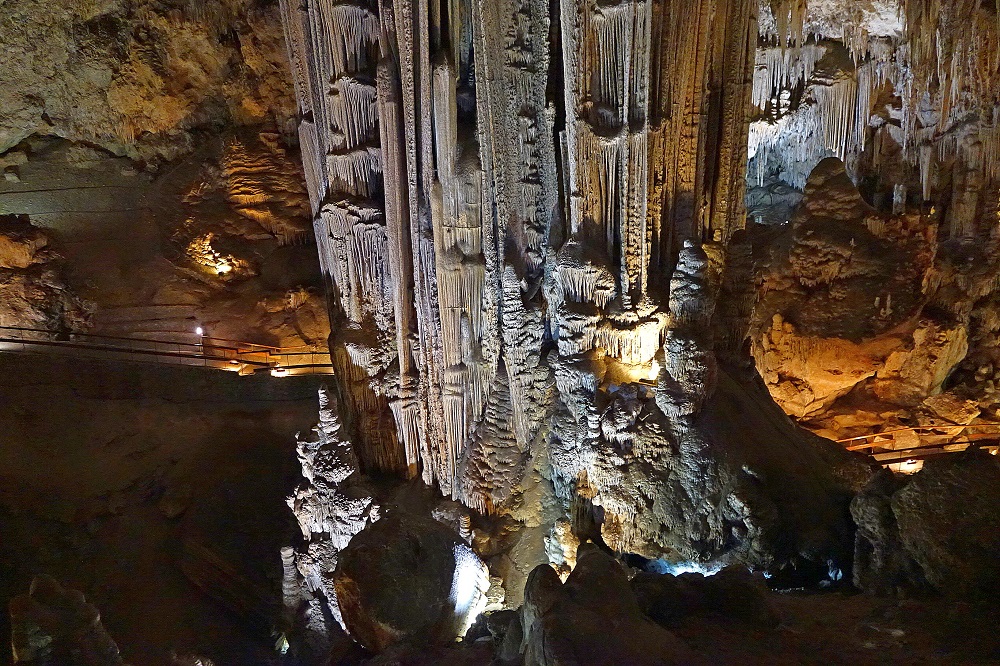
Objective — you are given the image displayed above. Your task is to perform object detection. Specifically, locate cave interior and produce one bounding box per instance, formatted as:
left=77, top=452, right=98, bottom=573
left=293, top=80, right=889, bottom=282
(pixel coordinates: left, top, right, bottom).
left=3, top=0, right=1000, bottom=664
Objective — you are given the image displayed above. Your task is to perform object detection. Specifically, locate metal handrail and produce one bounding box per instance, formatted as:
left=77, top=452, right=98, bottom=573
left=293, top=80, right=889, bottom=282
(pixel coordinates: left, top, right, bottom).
left=0, top=326, right=334, bottom=376
left=864, top=434, right=1000, bottom=454
left=0, top=325, right=323, bottom=354
left=831, top=422, right=1000, bottom=466
left=839, top=424, right=1000, bottom=450
left=873, top=439, right=1000, bottom=464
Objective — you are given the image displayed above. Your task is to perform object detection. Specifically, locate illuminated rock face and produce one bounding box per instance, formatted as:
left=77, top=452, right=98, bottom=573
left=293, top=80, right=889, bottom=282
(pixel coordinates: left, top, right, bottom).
left=279, top=0, right=758, bottom=489
left=747, top=2, right=1000, bottom=455
left=751, top=0, right=1000, bottom=206
left=279, top=0, right=874, bottom=602
left=0, top=215, right=90, bottom=332
left=0, top=0, right=295, bottom=163
left=0, top=1, right=329, bottom=348
left=752, top=157, right=944, bottom=418
left=333, top=512, right=489, bottom=652
left=284, top=387, right=378, bottom=658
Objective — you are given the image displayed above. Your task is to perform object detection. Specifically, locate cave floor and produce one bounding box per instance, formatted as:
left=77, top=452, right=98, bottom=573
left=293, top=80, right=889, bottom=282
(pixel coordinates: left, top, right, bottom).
left=0, top=352, right=322, bottom=666
left=672, top=590, right=1000, bottom=665
left=1, top=353, right=997, bottom=665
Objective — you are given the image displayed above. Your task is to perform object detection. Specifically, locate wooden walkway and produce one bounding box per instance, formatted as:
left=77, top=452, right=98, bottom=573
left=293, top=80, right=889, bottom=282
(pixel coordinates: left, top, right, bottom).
left=837, top=425, right=1000, bottom=468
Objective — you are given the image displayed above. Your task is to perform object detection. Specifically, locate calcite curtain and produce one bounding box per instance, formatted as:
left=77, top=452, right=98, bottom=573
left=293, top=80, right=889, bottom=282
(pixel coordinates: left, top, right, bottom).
left=278, top=0, right=757, bottom=499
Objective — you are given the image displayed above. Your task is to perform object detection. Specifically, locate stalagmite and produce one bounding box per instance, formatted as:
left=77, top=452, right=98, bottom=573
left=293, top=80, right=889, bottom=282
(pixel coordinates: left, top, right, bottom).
left=284, top=388, right=378, bottom=657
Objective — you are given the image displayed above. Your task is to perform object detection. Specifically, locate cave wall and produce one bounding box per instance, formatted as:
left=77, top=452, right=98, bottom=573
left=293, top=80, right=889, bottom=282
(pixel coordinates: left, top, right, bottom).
left=747, top=0, right=1000, bottom=460
left=0, top=0, right=329, bottom=348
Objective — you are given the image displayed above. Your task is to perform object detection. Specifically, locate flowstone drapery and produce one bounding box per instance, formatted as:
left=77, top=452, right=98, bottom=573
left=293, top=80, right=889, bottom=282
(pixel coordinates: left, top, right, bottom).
left=279, top=0, right=872, bottom=617
left=750, top=0, right=1000, bottom=223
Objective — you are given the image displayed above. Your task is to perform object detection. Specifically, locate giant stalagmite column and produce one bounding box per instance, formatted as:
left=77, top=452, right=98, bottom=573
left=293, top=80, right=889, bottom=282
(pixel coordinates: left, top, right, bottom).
left=280, top=0, right=870, bottom=588
left=280, top=0, right=409, bottom=475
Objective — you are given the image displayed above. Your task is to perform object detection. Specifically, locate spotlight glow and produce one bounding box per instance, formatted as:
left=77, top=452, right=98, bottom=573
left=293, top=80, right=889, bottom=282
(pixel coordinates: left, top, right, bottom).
left=646, top=559, right=724, bottom=576
left=448, top=544, right=489, bottom=638
left=888, top=458, right=924, bottom=474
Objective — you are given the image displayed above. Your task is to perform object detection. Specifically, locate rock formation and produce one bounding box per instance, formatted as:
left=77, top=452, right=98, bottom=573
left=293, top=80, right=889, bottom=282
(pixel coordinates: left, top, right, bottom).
left=279, top=0, right=760, bottom=484
left=746, top=0, right=1000, bottom=467
left=509, top=545, right=697, bottom=665
left=0, top=214, right=90, bottom=333
left=853, top=449, right=1000, bottom=597
left=333, top=511, right=489, bottom=652
left=284, top=387, right=378, bottom=660
left=9, top=575, right=123, bottom=665
left=278, top=0, right=878, bottom=640
left=0, top=0, right=328, bottom=348
left=751, top=0, right=999, bottom=206
left=0, top=0, right=295, bottom=164
left=478, top=544, right=778, bottom=665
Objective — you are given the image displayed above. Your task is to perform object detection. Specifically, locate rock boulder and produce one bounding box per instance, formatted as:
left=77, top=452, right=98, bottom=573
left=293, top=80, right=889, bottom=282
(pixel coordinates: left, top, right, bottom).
left=852, top=450, right=1000, bottom=597
left=334, top=511, right=488, bottom=653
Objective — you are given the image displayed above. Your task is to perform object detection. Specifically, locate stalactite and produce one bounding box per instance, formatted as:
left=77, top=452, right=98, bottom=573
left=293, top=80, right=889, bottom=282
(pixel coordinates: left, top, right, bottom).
left=280, top=0, right=854, bottom=574
left=752, top=44, right=823, bottom=110
left=753, top=0, right=998, bottom=202
left=280, top=0, right=407, bottom=477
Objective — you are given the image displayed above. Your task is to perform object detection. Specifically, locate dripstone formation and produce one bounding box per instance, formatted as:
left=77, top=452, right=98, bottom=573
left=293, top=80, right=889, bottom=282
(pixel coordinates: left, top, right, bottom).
left=4, top=0, right=1000, bottom=663
left=280, top=0, right=762, bottom=491
left=748, top=0, right=1000, bottom=458
left=278, top=0, right=884, bottom=647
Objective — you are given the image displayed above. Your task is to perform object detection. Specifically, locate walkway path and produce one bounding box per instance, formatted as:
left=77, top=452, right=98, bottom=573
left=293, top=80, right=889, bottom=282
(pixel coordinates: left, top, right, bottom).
left=0, top=326, right=333, bottom=376
left=10, top=325, right=993, bottom=467
left=837, top=425, right=1000, bottom=470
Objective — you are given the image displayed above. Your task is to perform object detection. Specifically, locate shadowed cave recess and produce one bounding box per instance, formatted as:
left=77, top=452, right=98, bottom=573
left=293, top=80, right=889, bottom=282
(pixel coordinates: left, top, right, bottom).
left=4, top=0, right=1000, bottom=663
